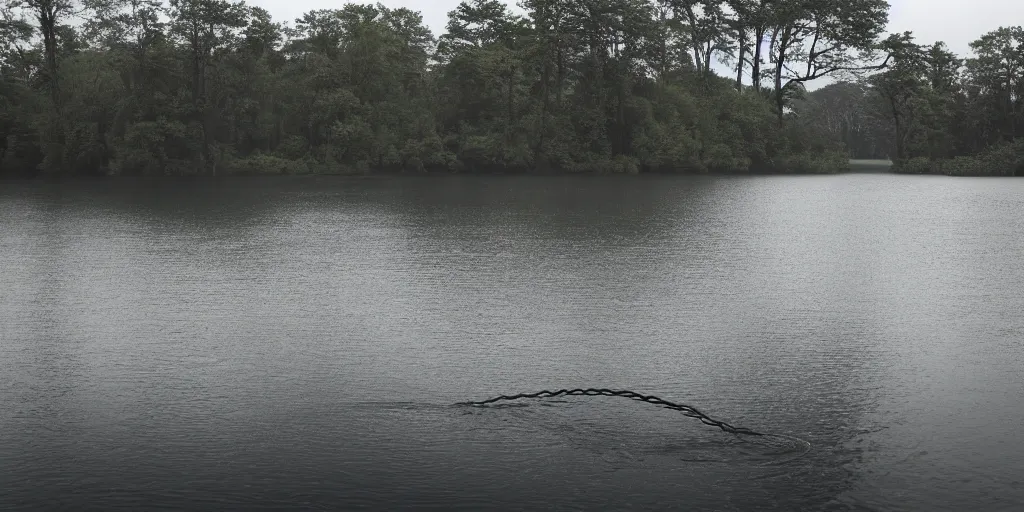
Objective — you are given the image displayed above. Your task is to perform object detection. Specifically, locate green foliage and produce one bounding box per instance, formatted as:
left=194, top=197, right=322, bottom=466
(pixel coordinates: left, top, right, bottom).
left=799, top=28, right=1024, bottom=176
left=769, top=151, right=848, bottom=174
left=223, top=152, right=310, bottom=175
left=892, top=156, right=933, bottom=174
left=109, top=119, right=194, bottom=175
left=938, top=140, right=1024, bottom=177
left=891, top=141, right=1024, bottom=176
left=0, top=0, right=1012, bottom=178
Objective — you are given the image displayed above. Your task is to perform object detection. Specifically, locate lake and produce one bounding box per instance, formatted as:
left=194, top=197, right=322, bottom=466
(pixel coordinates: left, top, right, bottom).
left=2, top=175, right=1023, bottom=511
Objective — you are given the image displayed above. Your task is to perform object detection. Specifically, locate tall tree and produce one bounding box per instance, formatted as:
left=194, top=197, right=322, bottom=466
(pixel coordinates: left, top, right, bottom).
left=168, top=0, right=247, bottom=172
left=965, top=27, right=1024, bottom=143
left=766, top=0, right=890, bottom=121
left=9, top=0, right=75, bottom=107
left=869, top=32, right=926, bottom=163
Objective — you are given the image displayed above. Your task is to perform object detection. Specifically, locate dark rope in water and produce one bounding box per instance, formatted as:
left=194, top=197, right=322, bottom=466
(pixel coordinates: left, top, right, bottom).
left=457, top=388, right=763, bottom=436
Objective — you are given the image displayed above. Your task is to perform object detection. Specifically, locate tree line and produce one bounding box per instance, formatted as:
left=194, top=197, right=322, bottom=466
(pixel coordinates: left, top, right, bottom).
left=796, top=27, right=1024, bottom=176
left=0, top=0, right=1019, bottom=176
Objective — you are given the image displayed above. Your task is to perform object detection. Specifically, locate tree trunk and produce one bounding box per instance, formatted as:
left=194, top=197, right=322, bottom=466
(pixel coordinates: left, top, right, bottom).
left=39, top=8, right=61, bottom=110
left=506, top=61, right=514, bottom=139
left=894, top=115, right=904, bottom=162
left=735, top=28, right=746, bottom=91
left=615, top=73, right=626, bottom=156
left=658, top=5, right=668, bottom=80
left=752, top=27, right=765, bottom=92
left=888, top=94, right=905, bottom=162
left=774, top=31, right=789, bottom=124
left=36, top=4, right=66, bottom=175
left=775, top=59, right=786, bottom=123
left=537, top=55, right=551, bottom=168
left=556, top=45, right=564, bottom=106
left=703, top=42, right=713, bottom=81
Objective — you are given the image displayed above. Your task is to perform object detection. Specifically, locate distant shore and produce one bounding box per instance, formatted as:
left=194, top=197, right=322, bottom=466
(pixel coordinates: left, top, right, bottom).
left=848, top=159, right=894, bottom=173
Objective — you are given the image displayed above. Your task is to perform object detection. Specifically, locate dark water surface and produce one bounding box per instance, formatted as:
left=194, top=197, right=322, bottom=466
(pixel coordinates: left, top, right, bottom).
left=2, top=175, right=1023, bottom=511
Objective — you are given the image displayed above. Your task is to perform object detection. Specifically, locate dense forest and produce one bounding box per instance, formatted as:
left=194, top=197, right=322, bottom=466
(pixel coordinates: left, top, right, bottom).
left=797, top=27, right=1024, bottom=176
left=0, top=0, right=1021, bottom=177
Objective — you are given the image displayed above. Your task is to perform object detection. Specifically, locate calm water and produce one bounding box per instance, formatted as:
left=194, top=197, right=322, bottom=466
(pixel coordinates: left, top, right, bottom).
left=2, top=175, right=1023, bottom=511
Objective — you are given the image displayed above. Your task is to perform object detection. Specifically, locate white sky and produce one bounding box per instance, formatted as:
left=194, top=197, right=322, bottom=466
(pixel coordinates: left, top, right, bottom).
left=250, top=0, right=1023, bottom=59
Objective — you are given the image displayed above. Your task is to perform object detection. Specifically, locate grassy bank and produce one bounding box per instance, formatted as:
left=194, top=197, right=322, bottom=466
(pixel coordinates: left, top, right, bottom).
left=848, top=159, right=893, bottom=173
left=206, top=149, right=853, bottom=177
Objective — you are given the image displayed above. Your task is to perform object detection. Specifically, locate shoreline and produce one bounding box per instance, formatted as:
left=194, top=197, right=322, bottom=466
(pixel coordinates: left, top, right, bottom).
left=2, top=160, right=902, bottom=180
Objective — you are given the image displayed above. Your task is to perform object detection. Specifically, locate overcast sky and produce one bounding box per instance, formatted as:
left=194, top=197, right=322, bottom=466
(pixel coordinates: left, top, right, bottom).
left=250, top=0, right=1022, bottom=59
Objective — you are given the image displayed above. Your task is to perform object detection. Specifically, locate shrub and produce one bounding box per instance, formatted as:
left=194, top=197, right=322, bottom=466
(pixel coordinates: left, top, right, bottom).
left=893, top=156, right=935, bottom=174
left=943, top=140, right=1024, bottom=176
left=919, top=139, right=1024, bottom=176
left=770, top=150, right=848, bottom=174
left=224, top=153, right=310, bottom=175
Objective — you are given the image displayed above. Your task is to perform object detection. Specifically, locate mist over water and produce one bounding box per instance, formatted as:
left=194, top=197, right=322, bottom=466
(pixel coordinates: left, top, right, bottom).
left=2, top=175, right=1023, bottom=510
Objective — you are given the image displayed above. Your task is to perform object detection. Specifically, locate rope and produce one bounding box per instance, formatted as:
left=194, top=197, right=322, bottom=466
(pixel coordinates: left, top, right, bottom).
left=456, top=388, right=763, bottom=436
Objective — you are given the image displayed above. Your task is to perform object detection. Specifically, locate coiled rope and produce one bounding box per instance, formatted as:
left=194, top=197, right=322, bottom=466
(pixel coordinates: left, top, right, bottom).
left=457, top=388, right=763, bottom=436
